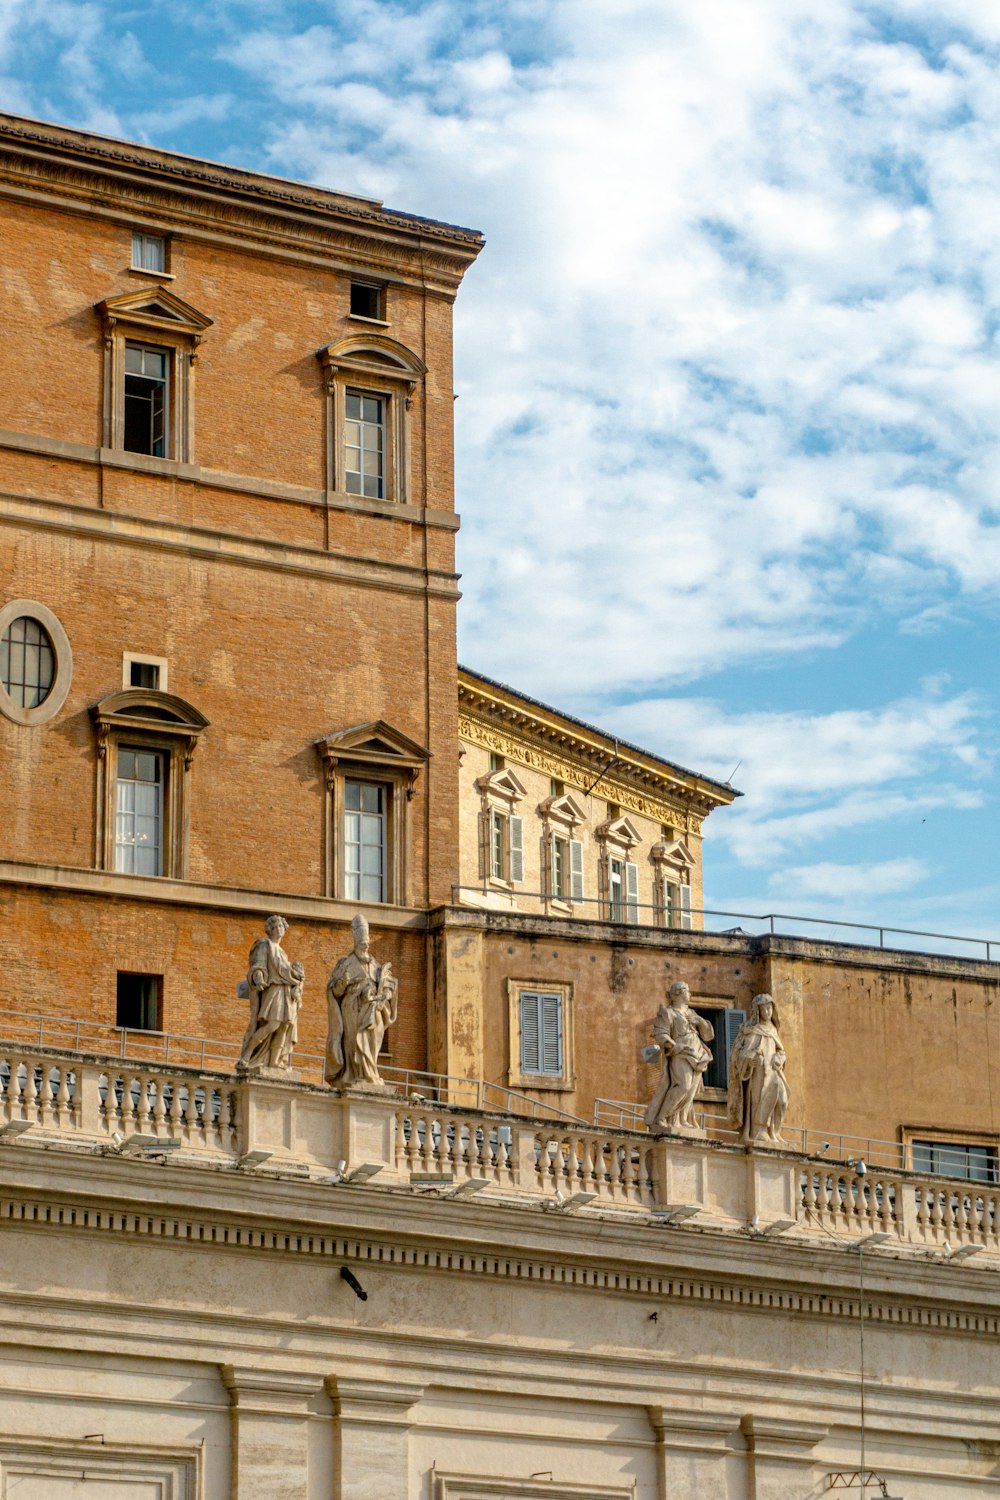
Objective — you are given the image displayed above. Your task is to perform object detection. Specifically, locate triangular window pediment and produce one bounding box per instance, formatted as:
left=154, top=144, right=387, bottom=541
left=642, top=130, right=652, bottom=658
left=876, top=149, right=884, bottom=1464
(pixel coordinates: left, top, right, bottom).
left=596, top=814, right=642, bottom=849
left=317, top=719, right=430, bottom=769
left=95, top=286, right=214, bottom=339
left=476, top=767, right=527, bottom=802
left=652, top=837, right=693, bottom=870
left=539, top=792, right=585, bottom=828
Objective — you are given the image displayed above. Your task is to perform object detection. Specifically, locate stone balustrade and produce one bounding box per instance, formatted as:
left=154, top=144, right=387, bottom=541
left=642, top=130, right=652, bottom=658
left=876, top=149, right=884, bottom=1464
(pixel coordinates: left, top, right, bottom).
left=1, top=1041, right=998, bottom=1255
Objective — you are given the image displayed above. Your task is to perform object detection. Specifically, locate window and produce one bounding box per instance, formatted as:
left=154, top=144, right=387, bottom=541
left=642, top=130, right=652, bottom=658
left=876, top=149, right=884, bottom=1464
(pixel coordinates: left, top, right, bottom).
left=520, top=991, right=563, bottom=1075
left=115, top=747, right=165, bottom=875
left=608, top=855, right=639, bottom=923
left=96, top=286, right=213, bottom=464
left=350, top=280, right=385, bottom=320
left=694, top=1007, right=746, bottom=1090
left=0, top=598, right=73, bottom=727
left=475, top=766, right=527, bottom=888
left=596, top=813, right=642, bottom=923
left=317, top=335, right=426, bottom=506
left=92, top=689, right=208, bottom=881
left=317, top=719, right=429, bottom=905
left=489, top=752, right=505, bottom=773
left=664, top=879, right=693, bottom=929
left=116, top=972, right=161, bottom=1031
left=123, top=653, right=168, bottom=691
left=124, top=343, right=168, bottom=456
left=345, top=392, right=385, bottom=497
left=507, top=979, right=574, bottom=1090
left=131, top=231, right=167, bottom=272
left=489, top=808, right=524, bottom=883
left=1, top=614, right=53, bottom=708
left=539, top=791, right=585, bottom=909
left=344, top=780, right=387, bottom=902
left=911, top=1139, right=998, bottom=1183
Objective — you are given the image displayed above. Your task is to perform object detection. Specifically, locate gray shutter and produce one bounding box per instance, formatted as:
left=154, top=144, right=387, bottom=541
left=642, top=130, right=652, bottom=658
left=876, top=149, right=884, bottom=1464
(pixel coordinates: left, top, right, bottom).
left=520, top=993, right=541, bottom=1073
left=625, top=861, right=640, bottom=923
left=679, top=882, right=693, bottom=929
left=509, top=815, right=524, bottom=882
left=541, top=993, right=563, bottom=1074
left=478, top=810, right=489, bottom=881
left=569, top=839, right=584, bottom=901
left=722, top=1009, right=746, bottom=1088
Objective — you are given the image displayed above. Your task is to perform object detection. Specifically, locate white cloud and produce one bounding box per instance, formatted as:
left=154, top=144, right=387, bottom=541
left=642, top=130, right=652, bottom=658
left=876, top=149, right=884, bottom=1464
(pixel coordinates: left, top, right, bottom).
left=769, top=857, right=928, bottom=900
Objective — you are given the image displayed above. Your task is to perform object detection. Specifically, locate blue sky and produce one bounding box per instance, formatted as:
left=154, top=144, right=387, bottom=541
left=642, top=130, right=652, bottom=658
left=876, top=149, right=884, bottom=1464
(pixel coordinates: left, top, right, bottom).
left=3, top=0, right=1000, bottom=946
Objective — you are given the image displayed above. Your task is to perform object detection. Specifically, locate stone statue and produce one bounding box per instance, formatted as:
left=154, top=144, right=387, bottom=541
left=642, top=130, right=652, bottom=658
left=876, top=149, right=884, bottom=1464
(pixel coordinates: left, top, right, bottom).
left=727, top=993, right=789, bottom=1146
left=643, top=981, right=714, bottom=1135
left=237, top=915, right=304, bottom=1073
left=325, top=914, right=398, bottom=1088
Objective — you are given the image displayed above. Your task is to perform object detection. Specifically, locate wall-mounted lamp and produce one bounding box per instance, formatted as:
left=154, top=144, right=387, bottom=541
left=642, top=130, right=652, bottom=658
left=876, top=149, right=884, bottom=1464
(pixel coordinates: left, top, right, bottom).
left=0, top=1121, right=33, bottom=1141
left=339, top=1265, right=368, bottom=1301
left=544, top=1189, right=597, bottom=1212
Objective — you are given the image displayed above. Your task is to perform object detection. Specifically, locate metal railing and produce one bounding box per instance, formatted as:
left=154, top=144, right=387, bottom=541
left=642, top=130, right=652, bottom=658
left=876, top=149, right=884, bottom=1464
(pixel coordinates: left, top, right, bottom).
left=452, top=887, right=999, bottom=962
left=0, top=1009, right=585, bottom=1124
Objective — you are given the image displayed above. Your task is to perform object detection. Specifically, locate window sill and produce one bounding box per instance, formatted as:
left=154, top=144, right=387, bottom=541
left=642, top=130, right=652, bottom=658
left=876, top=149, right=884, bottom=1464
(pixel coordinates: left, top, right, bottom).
left=347, top=313, right=390, bottom=328
left=128, top=268, right=175, bottom=280
left=509, top=1075, right=576, bottom=1093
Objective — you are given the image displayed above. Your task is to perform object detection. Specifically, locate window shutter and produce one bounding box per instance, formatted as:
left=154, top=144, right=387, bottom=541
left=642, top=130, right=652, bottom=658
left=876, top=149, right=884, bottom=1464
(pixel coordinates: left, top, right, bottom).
left=478, top=809, right=489, bottom=881
left=509, top=815, right=524, bottom=882
left=520, top=993, right=541, bottom=1073
left=541, top=993, right=563, bottom=1074
left=569, top=839, right=584, bottom=901
left=548, top=832, right=557, bottom=896
left=722, top=1009, right=746, bottom=1088
left=679, top=882, right=693, bottom=929
left=625, top=861, right=640, bottom=923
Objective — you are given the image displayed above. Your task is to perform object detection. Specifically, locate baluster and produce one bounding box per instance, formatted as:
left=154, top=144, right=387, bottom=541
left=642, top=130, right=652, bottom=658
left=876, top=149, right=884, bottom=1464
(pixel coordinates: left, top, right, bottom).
left=168, top=1079, right=183, bottom=1138
left=55, top=1067, right=72, bottom=1128
left=801, top=1171, right=817, bottom=1217
left=394, top=1112, right=409, bottom=1171
left=915, top=1185, right=930, bottom=1236
left=21, top=1059, right=38, bottom=1122
left=151, top=1077, right=167, bottom=1133
left=119, top=1075, right=135, bottom=1134
left=135, top=1075, right=152, bottom=1132
left=879, top=1177, right=894, bottom=1232
left=35, top=1065, right=53, bottom=1126
left=435, top=1116, right=450, bottom=1173
left=220, top=1089, right=236, bottom=1153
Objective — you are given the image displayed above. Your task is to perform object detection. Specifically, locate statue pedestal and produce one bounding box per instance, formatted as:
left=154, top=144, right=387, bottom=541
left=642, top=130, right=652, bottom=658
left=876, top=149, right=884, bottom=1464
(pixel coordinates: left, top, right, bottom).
left=236, top=1064, right=301, bottom=1084
left=232, top=1073, right=403, bottom=1183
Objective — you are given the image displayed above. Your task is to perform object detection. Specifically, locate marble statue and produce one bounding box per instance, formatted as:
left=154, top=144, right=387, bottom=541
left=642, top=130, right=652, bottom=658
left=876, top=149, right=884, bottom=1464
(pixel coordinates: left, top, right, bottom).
left=643, top=981, right=714, bottom=1135
left=727, top=993, right=789, bottom=1146
left=325, top=914, right=398, bottom=1088
left=237, top=915, right=304, bottom=1073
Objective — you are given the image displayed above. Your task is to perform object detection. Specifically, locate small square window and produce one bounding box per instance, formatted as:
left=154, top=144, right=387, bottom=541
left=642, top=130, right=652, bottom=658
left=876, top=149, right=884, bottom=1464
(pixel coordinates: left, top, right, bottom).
left=131, top=232, right=167, bottom=273
left=116, top=971, right=161, bottom=1031
left=130, top=660, right=160, bottom=690
left=489, top=752, right=505, bottom=773
left=350, top=280, right=384, bottom=320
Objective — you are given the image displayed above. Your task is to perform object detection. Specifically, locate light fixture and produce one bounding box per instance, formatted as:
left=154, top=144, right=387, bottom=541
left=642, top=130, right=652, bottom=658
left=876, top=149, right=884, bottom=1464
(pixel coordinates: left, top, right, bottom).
left=339, top=1265, right=368, bottom=1301
left=239, top=1150, right=274, bottom=1169
left=649, top=1203, right=700, bottom=1225
left=947, top=1243, right=984, bottom=1262
left=332, top=1162, right=383, bottom=1184
left=847, top=1232, right=891, bottom=1253
left=0, top=1120, right=33, bottom=1140
left=107, top=1132, right=181, bottom=1156
left=449, top=1178, right=490, bottom=1198
left=544, top=1190, right=597, bottom=1212
left=748, top=1217, right=796, bottom=1237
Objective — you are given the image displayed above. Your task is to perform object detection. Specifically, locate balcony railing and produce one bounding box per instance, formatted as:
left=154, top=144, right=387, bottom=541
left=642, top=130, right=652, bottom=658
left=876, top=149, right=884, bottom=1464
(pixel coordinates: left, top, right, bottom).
left=1, top=1035, right=997, bottom=1256
left=452, top=887, right=1000, bottom=962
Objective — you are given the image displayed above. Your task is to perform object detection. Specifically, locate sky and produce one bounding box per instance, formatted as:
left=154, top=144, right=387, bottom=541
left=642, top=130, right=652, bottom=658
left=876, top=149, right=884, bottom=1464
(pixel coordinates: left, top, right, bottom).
left=2, top=0, right=999, bottom=950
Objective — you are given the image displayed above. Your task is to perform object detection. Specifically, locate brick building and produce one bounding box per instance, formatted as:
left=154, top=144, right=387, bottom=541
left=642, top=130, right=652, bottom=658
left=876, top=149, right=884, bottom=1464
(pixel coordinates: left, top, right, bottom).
left=0, top=115, right=999, bottom=1500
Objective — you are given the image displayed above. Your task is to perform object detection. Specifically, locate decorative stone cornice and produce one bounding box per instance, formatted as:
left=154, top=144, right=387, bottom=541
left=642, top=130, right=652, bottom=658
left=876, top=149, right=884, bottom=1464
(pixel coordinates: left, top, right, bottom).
left=458, top=669, right=738, bottom=825
left=0, top=1190, right=996, bottom=1341
left=0, top=114, right=483, bottom=292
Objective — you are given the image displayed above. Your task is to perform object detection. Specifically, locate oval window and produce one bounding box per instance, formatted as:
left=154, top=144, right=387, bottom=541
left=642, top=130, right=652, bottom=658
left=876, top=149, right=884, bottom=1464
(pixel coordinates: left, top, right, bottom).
left=1, top=615, right=55, bottom=708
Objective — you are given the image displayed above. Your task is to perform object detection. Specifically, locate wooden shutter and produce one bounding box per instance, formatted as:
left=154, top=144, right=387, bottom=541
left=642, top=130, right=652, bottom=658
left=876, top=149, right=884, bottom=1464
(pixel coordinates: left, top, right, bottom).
left=625, top=861, right=640, bottom=923
left=722, top=1008, right=746, bottom=1087
left=569, top=839, right=584, bottom=901
left=520, top=993, right=541, bottom=1073
left=478, top=809, right=490, bottom=881
left=509, top=815, right=524, bottom=882
left=540, top=992, right=563, bottom=1074
left=679, top=882, right=693, bottom=929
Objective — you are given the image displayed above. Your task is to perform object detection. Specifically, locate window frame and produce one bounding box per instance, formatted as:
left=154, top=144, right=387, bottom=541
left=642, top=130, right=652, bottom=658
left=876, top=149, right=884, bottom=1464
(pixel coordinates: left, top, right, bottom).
left=475, top=766, right=527, bottom=890
left=0, top=598, right=73, bottom=727
left=317, top=334, right=426, bottom=507
left=122, top=652, right=169, bottom=692
left=507, top=979, right=574, bottom=1092
left=116, top=970, right=163, bottom=1032
left=903, top=1127, right=1000, bottom=1183
left=538, top=791, right=585, bottom=912
left=596, top=815, right=641, bottom=923
left=114, top=745, right=167, bottom=876
left=91, top=689, right=209, bottom=881
left=123, top=340, right=170, bottom=458
left=95, top=286, right=213, bottom=465
left=130, top=230, right=169, bottom=274
left=317, top=719, right=429, bottom=907
left=692, top=1005, right=746, bottom=1093
left=349, top=279, right=387, bottom=323
left=342, top=776, right=391, bottom=904
left=652, top=836, right=696, bottom=930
